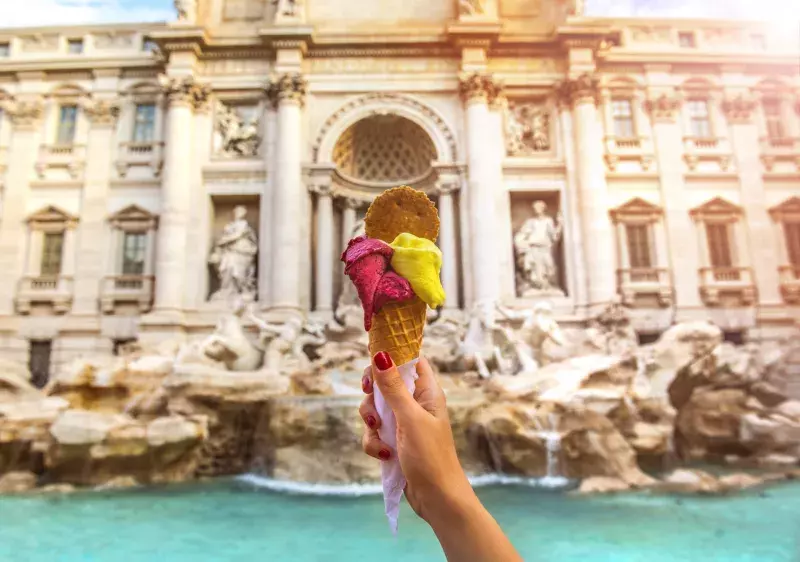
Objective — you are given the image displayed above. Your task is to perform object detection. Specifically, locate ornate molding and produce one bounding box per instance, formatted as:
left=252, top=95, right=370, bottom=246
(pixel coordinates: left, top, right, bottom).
left=267, top=73, right=308, bottom=108
left=311, top=93, right=458, bottom=163
left=160, top=76, right=210, bottom=111
left=556, top=74, right=598, bottom=107
left=644, top=94, right=681, bottom=123
left=435, top=180, right=461, bottom=196
left=82, top=99, right=121, bottom=127
left=2, top=98, right=45, bottom=129
left=458, top=72, right=504, bottom=105
left=721, top=94, right=757, bottom=124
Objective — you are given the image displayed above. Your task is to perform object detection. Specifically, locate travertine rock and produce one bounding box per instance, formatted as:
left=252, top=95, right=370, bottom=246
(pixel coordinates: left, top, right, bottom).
left=0, top=471, right=37, bottom=493
left=0, top=370, right=40, bottom=403
left=674, top=388, right=751, bottom=459
left=577, top=476, right=630, bottom=494
left=290, top=369, right=334, bottom=396
left=718, top=472, right=764, bottom=491
left=649, top=321, right=722, bottom=401
left=659, top=468, right=720, bottom=494
left=0, top=396, right=70, bottom=473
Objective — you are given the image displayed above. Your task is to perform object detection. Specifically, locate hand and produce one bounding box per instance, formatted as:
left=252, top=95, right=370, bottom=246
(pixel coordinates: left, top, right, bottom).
left=358, top=355, right=473, bottom=524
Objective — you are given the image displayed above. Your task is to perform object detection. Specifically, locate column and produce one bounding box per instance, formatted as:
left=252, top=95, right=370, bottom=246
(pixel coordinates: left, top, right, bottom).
left=0, top=98, right=44, bottom=315
left=310, top=182, right=334, bottom=313
left=435, top=179, right=460, bottom=310
left=72, top=97, right=119, bottom=314
left=152, top=78, right=205, bottom=316
left=267, top=73, right=307, bottom=315
left=645, top=89, right=703, bottom=317
left=341, top=198, right=358, bottom=253
left=459, top=73, right=503, bottom=306
left=561, top=74, right=616, bottom=310
left=557, top=100, right=588, bottom=308
left=723, top=93, right=782, bottom=307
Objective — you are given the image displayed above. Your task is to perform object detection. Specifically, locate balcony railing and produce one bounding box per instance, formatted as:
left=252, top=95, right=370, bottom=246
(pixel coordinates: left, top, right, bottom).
left=616, top=268, right=672, bottom=307
left=682, top=137, right=731, bottom=172
left=36, top=144, right=86, bottom=179
left=100, top=275, right=154, bottom=313
left=115, top=142, right=164, bottom=178
left=698, top=266, right=756, bottom=306
left=603, top=136, right=654, bottom=172
left=759, top=137, right=800, bottom=172
left=15, top=275, right=74, bottom=314
left=779, top=265, right=800, bottom=304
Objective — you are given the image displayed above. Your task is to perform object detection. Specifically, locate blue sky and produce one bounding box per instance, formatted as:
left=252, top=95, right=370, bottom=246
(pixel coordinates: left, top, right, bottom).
left=1, top=0, right=797, bottom=28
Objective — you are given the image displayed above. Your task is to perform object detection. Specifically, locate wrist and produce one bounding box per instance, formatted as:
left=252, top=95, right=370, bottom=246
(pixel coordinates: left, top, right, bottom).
left=421, top=476, right=480, bottom=530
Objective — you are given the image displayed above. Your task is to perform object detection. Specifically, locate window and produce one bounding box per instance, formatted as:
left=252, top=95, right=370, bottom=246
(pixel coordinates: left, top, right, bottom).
left=687, top=100, right=712, bottom=138
left=625, top=224, right=652, bottom=268
left=40, top=232, right=64, bottom=276
left=678, top=32, right=696, bottom=48
left=67, top=39, right=83, bottom=54
left=750, top=34, right=766, bottom=50
left=142, top=39, right=157, bottom=53
left=762, top=98, right=785, bottom=140
left=611, top=99, right=635, bottom=138
left=132, top=103, right=156, bottom=142
left=56, top=105, right=78, bottom=145
left=785, top=222, right=800, bottom=267
left=121, top=232, right=147, bottom=275
left=28, top=340, right=52, bottom=389
left=0, top=42, right=9, bottom=57
left=705, top=223, right=733, bottom=268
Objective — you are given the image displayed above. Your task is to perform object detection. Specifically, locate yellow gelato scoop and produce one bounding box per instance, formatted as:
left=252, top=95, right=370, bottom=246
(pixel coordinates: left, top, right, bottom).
left=389, top=232, right=446, bottom=309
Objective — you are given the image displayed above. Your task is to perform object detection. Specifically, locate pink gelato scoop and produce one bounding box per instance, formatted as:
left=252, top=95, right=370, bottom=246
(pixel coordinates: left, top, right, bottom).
left=341, top=235, right=414, bottom=331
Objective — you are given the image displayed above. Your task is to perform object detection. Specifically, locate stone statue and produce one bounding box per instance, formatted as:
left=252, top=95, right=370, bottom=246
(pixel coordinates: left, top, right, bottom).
left=250, top=314, right=325, bottom=374
left=460, top=300, right=515, bottom=378
left=506, top=105, right=550, bottom=155
left=274, top=0, right=299, bottom=17
left=209, top=206, right=258, bottom=302
left=216, top=102, right=260, bottom=157
left=459, top=0, right=486, bottom=15
left=497, top=301, right=566, bottom=372
left=174, top=0, right=197, bottom=23
left=514, top=201, right=564, bottom=296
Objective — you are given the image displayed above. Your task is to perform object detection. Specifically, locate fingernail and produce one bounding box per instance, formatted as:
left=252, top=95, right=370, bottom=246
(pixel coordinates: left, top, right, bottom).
left=374, top=352, right=393, bottom=371
left=378, top=449, right=391, bottom=461
left=366, top=415, right=377, bottom=429
left=361, top=375, right=371, bottom=393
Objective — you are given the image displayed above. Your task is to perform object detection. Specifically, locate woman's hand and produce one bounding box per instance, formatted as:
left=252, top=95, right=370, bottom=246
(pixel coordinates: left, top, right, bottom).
left=358, top=354, right=473, bottom=524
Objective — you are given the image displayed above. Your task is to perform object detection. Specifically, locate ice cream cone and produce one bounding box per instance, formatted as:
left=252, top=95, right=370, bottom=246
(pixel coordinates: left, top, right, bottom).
left=368, top=296, right=427, bottom=366
left=364, top=187, right=440, bottom=365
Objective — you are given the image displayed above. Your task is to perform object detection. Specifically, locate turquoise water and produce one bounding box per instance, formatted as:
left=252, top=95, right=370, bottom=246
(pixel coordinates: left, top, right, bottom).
left=1, top=478, right=799, bottom=562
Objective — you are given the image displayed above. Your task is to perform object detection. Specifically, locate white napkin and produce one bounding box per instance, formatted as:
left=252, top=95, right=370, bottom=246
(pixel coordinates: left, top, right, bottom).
left=373, top=358, right=418, bottom=535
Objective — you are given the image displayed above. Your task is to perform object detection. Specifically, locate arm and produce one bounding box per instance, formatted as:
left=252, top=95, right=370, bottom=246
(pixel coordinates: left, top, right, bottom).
left=359, top=355, right=522, bottom=562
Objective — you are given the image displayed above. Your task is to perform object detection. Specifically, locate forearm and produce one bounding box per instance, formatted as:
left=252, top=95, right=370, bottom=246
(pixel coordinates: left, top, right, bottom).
left=426, top=485, right=522, bottom=562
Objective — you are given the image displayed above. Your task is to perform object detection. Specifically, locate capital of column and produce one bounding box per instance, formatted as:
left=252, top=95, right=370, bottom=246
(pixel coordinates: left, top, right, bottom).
left=307, top=181, right=333, bottom=197
left=435, top=179, right=461, bottom=196
left=339, top=196, right=362, bottom=210
left=267, top=73, right=308, bottom=108
left=721, top=94, right=757, bottom=124
left=82, top=98, right=121, bottom=127
left=458, top=72, right=504, bottom=106
left=644, top=93, right=681, bottom=123
left=161, top=76, right=210, bottom=111
left=556, top=74, right=599, bottom=108
left=2, top=97, right=45, bottom=130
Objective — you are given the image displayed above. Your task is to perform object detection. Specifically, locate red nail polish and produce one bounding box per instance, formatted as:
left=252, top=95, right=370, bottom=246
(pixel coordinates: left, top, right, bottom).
left=361, top=375, right=371, bottom=393
left=374, top=351, right=393, bottom=371
left=378, top=449, right=391, bottom=461
left=366, top=415, right=377, bottom=429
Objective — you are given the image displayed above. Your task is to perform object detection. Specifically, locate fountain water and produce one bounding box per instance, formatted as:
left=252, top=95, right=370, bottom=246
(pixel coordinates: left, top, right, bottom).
left=536, top=413, right=569, bottom=487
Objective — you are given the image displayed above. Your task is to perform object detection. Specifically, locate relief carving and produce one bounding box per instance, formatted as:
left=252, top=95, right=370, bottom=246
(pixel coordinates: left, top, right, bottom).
left=458, top=0, right=486, bottom=15
left=214, top=102, right=261, bottom=158
left=93, top=32, right=135, bottom=49
left=506, top=103, right=550, bottom=155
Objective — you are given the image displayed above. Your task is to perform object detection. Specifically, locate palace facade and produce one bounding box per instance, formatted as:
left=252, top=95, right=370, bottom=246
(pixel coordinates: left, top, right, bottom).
left=0, top=0, right=799, bottom=383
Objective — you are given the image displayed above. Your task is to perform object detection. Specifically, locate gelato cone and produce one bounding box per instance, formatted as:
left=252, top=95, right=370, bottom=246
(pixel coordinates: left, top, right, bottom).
left=364, top=187, right=440, bottom=365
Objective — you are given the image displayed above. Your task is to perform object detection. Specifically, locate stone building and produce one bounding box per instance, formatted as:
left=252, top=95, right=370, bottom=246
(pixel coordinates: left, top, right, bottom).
left=0, top=0, right=798, bottom=383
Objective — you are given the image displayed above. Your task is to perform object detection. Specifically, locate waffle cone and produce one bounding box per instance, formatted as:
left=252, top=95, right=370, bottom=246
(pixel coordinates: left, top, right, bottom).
left=368, top=296, right=427, bottom=366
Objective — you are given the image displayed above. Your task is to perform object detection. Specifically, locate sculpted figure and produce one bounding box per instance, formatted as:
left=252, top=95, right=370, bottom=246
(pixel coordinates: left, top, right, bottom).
left=514, top=201, right=563, bottom=295
left=506, top=105, right=550, bottom=155
left=459, top=0, right=486, bottom=15
left=274, top=0, right=299, bottom=17
left=216, top=103, right=260, bottom=157
left=250, top=315, right=325, bottom=374
left=209, top=206, right=258, bottom=302
left=174, top=0, right=196, bottom=22
left=497, top=301, right=566, bottom=372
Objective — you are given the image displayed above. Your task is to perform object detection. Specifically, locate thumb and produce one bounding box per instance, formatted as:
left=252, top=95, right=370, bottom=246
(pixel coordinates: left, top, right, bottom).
left=371, top=351, right=419, bottom=419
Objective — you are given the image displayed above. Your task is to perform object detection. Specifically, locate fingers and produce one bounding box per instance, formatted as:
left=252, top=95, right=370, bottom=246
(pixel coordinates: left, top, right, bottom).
left=361, top=365, right=373, bottom=395
left=413, top=356, right=447, bottom=418
left=361, top=428, right=392, bottom=461
left=371, top=351, right=420, bottom=419
left=358, top=394, right=381, bottom=431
